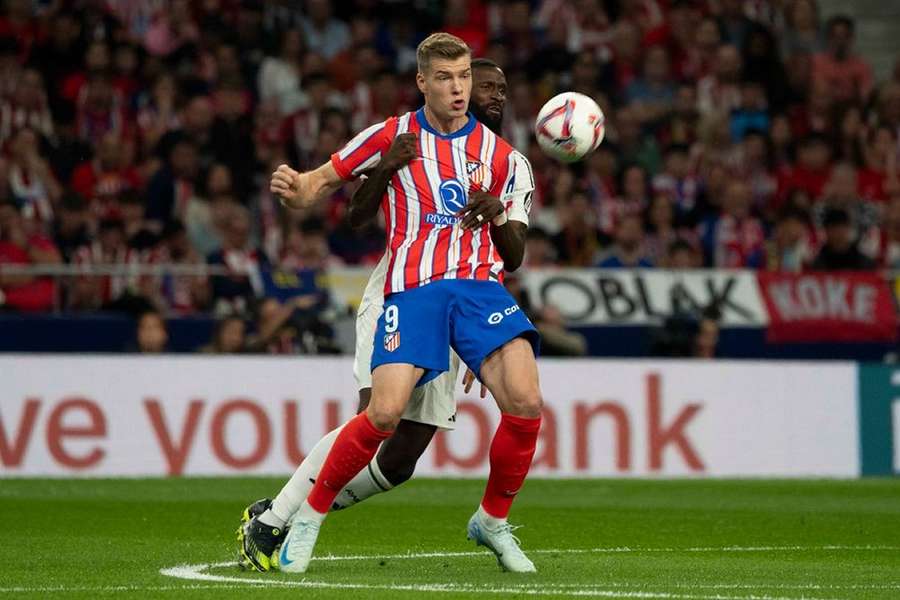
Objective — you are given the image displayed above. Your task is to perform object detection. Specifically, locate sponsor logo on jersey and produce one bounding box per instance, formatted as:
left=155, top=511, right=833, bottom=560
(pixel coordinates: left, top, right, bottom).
left=384, top=332, right=400, bottom=352
left=438, top=179, right=467, bottom=212
left=424, top=213, right=461, bottom=226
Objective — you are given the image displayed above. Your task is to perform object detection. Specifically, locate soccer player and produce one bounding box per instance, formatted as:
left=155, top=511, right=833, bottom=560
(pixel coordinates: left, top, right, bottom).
left=238, top=56, right=526, bottom=573
left=272, top=33, right=542, bottom=574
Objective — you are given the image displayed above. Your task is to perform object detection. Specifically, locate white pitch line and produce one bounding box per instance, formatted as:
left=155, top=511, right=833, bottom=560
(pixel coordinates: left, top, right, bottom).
left=159, top=562, right=844, bottom=600
left=308, top=544, right=900, bottom=562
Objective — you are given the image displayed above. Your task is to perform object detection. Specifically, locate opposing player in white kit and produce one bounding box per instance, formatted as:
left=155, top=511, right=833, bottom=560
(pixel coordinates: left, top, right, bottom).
left=237, top=56, right=532, bottom=573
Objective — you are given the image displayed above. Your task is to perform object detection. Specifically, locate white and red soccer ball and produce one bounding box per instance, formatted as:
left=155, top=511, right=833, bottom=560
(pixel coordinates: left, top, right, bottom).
left=534, top=92, right=605, bottom=163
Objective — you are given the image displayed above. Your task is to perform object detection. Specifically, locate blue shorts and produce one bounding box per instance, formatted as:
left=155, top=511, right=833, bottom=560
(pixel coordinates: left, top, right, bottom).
left=371, top=279, right=540, bottom=386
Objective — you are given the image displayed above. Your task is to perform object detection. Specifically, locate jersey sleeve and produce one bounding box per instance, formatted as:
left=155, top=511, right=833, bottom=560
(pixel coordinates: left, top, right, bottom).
left=503, top=151, right=534, bottom=225
left=330, top=117, right=396, bottom=181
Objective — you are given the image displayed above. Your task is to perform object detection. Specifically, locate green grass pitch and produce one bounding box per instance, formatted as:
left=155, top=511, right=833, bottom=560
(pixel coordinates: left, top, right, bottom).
left=1, top=477, right=899, bottom=599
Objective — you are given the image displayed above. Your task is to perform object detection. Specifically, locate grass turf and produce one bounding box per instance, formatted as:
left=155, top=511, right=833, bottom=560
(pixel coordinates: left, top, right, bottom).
left=1, top=478, right=899, bottom=599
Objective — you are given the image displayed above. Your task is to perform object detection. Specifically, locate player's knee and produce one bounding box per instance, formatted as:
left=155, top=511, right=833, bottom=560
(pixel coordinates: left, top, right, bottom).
left=507, top=389, right=543, bottom=418
left=366, top=406, right=402, bottom=431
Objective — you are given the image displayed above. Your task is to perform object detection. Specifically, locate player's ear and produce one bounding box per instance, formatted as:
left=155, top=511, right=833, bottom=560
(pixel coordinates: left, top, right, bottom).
left=416, top=71, right=427, bottom=95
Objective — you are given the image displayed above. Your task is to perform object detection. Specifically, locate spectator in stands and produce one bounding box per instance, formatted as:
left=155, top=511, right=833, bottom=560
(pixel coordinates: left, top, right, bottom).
left=742, top=24, right=789, bottom=111
left=652, top=144, right=699, bottom=223
left=809, top=207, right=876, bottom=270
left=781, top=0, right=823, bottom=57
left=146, top=137, right=199, bottom=227
left=735, top=129, right=779, bottom=218
left=697, top=44, right=742, bottom=117
left=69, top=131, right=141, bottom=217
left=281, top=217, right=341, bottom=270
left=698, top=180, right=765, bottom=268
left=202, top=314, right=248, bottom=354
left=153, top=220, right=210, bottom=315
left=207, top=204, right=267, bottom=317
left=301, top=0, right=350, bottom=60
left=0, top=67, right=53, bottom=146
left=118, top=190, right=156, bottom=253
left=875, top=82, right=900, bottom=139
left=625, top=45, right=675, bottom=126
left=53, top=192, right=91, bottom=263
left=143, top=0, right=199, bottom=58
left=644, top=193, right=683, bottom=264
left=523, top=227, right=557, bottom=268
left=598, top=164, right=650, bottom=239
left=597, top=214, right=653, bottom=268
left=0, top=197, right=60, bottom=312
left=868, top=196, right=900, bottom=268
left=693, top=305, right=721, bottom=359
left=764, top=204, right=811, bottom=272
left=76, top=70, right=128, bottom=146
left=613, top=107, right=662, bottom=175
left=776, top=133, right=832, bottom=207
left=812, top=15, right=873, bottom=104
left=534, top=303, right=588, bottom=357
left=46, top=102, right=93, bottom=186
left=246, top=295, right=325, bottom=355
left=650, top=304, right=720, bottom=358
left=730, top=81, right=769, bottom=143
left=134, top=310, right=169, bottom=354
left=815, top=162, right=880, bottom=240
left=664, top=238, right=702, bottom=269
left=7, top=126, right=61, bottom=225
left=72, top=217, right=138, bottom=309
left=258, top=28, right=305, bottom=115
left=553, top=192, right=602, bottom=267
left=135, top=74, right=180, bottom=160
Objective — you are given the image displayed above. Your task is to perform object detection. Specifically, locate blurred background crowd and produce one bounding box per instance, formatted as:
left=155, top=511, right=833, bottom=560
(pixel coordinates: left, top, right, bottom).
left=0, top=0, right=898, bottom=354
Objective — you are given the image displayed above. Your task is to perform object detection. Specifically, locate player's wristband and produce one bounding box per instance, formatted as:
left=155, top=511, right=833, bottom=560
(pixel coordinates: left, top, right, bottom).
left=492, top=211, right=508, bottom=226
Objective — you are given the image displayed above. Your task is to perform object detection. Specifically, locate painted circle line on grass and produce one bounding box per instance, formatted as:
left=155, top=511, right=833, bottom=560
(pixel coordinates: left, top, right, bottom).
left=154, top=545, right=900, bottom=600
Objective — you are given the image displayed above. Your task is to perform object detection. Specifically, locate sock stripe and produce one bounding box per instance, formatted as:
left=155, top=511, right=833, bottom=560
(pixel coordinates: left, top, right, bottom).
left=367, top=462, right=389, bottom=492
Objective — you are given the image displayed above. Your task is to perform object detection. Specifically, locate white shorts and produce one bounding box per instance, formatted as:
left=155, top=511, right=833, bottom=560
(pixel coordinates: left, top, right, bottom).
left=354, top=301, right=460, bottom=430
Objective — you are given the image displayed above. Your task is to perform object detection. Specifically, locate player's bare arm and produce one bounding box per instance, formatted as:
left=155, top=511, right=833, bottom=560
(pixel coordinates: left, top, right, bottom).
left=347, top=133, right=418, bottom=228
left=456, top=191, right=527, bottom=271
left=270, top=161, right=345, bottom=210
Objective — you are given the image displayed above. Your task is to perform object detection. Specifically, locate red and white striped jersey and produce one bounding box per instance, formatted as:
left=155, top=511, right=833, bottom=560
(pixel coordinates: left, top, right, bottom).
left=331, top=108, right=534, bottom=295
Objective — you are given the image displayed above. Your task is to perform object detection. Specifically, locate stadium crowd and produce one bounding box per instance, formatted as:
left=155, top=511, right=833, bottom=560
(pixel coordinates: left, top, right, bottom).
left=0, top=0, right=898, bottom=342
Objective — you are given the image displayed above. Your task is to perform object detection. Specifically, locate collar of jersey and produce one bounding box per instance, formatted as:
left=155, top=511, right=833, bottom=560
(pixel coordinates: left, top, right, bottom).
left=415, top=108, right=476, bottom=139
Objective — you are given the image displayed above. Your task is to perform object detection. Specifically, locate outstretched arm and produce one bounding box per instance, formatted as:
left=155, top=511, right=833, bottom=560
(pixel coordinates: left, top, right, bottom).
left=348, top=133, right=418, bottom=228
left=270, top=161, right=345, bottom=210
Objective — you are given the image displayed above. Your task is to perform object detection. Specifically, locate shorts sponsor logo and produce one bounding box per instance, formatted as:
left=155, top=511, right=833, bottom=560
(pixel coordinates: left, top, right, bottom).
left=488, top=304, right=521, bottom=325
left=424, top=213, right=460, bottom=226
left=384, top=332, right=400, bottom=352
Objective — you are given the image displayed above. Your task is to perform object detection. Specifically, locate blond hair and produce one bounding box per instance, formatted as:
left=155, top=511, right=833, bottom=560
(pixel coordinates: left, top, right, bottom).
left=416, top=32, right=471, bottom=73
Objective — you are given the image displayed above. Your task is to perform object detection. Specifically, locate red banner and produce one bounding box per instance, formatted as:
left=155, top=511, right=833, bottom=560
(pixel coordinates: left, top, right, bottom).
left=757, top=272, right=898, bottom=343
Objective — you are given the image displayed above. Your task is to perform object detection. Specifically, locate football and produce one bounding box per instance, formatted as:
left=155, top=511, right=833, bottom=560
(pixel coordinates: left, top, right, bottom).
left=534, top=91, right=605, bottom=163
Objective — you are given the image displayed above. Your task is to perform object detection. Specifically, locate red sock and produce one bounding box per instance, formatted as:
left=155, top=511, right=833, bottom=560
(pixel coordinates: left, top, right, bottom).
left=307, top=412, right=393, bottom=513
left=481, top=413, right=541, bottom=519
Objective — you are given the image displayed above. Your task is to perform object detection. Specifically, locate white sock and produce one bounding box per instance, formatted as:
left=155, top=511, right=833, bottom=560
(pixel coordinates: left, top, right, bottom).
left=260, top=425, right=345, bottom=528
left=296, top=500, right=327, bottom=524
left=477, top=504, right=507, bottom=530
left=332, top=456, right=394, bottom=510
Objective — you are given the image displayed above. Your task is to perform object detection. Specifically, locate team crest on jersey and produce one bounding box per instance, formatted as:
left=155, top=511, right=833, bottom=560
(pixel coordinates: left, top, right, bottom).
left=466, top=161, right=487, bottom=189
left=383, top=332, right=400, bottom=352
